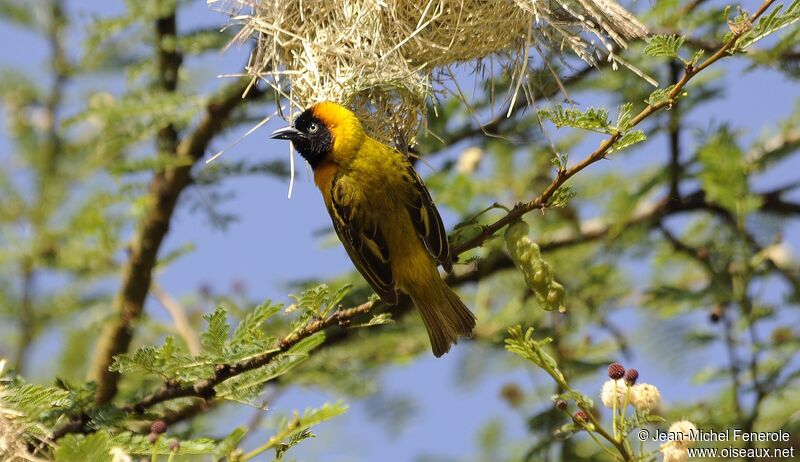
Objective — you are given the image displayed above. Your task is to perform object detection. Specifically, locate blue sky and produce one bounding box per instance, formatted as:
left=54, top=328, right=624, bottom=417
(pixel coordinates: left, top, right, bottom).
left=2, top=1, right=799, bottom=461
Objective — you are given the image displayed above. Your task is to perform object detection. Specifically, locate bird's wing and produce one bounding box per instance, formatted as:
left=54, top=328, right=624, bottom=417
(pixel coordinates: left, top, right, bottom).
left=402, top=162, right=453, bottom=272
left=328, top=176, right=398, bottom=304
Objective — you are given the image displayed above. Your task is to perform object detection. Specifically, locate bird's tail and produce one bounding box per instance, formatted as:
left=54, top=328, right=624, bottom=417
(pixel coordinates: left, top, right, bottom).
left=410, top=278, right=476, bottom=357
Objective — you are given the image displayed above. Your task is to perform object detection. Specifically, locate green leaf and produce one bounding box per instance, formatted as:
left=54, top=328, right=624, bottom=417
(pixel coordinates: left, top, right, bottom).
left=697, top=128, right=762, bottom=213
left=287, top=331, right=326, bottom=355
left=504, top=326, right=563, bottom=383
left=276, top=429, right=314, bottom=460
left=0, top=0, right=37, bottom=28
left=538, top=106, right=611, bottom=133
left=213, top=426, right=248, bottom=461
left=55, top=432, right=112, bottom=462
left=614, top=103, right=634, bottom=132
left=609, top=130, right=647, bottom=153
left=201, top=307, right=230, bottom=356
left=644, top=34, right=685, bottom=58
left=737, top=0, right=800, bottom=51
left=546, top=185, right=575, bottom=208
left=1, top=382, right=71, bottom=418
left=108, top=153, right=194, bottom=175
left=645, top=85, right=675, bottom=106
left=232, top=300, right=282, bottom=346
left=110, top=336, right=208, bottom=382
left=269, top=402, right=348, bottom=458
left=216, top=333, right=325, bottom=402
left=215, top=353, right=311, bottom=401
left=178, top=27, right=234, bottom=55
left=108, top=432, right=216, bottom=456
left=289, top=284, right=352, bottom=319
left=350, top=312, right=394, bottom=328
left=63, top=92, right=204, bottom=137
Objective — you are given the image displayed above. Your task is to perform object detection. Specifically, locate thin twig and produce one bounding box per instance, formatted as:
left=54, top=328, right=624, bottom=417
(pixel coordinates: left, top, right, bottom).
left=450, top=0, right=776, bottom=258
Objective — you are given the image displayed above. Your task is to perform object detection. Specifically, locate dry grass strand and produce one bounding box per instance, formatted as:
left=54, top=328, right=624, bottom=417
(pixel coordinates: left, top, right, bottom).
left=210, top=0, right=647, bottom=144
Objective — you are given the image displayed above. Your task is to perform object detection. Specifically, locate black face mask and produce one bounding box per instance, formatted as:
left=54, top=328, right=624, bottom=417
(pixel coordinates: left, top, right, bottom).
left=270, top=110, right=333, bottom=168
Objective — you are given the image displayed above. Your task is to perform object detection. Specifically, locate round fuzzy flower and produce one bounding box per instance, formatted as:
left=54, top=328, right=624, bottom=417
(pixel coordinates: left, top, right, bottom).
left=668, top=420, right=698, bottom=448
left=630, top=383, right=661, bottom=411
left=110, top=447, right=132, bottom=462
left=660, top=443, right=688, bottom=462
left=600, top=379, right=628, bottom=408
left=624, top=368, right=639, bottom=385
left=607, top=362, right=625, bottom=379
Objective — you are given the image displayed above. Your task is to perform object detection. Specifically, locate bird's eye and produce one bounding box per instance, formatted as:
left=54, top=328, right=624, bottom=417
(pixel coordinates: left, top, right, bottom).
left=308, top=123, right=319, bottom=133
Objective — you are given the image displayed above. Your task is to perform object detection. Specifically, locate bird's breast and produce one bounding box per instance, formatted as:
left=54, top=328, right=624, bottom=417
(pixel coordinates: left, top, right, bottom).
left=313, top=159, right=338, bottom=196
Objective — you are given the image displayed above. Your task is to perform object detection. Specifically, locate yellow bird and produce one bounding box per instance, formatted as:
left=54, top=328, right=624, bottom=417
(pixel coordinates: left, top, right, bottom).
left=271, top=102, right=475, bottom=356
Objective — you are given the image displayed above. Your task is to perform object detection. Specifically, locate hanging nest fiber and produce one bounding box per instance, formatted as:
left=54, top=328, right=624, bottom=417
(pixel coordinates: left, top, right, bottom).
left=211, top=0, right=647, bottom=145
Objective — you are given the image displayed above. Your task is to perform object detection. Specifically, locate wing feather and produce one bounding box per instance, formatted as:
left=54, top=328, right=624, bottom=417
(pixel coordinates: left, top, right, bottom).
left=403, top=163, right=453, bottom=271
left=329, top=177, right=398, bottom=304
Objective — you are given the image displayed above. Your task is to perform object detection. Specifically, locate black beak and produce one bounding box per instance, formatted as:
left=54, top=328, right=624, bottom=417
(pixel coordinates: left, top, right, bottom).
left=270, top=126, right=302, bottom=140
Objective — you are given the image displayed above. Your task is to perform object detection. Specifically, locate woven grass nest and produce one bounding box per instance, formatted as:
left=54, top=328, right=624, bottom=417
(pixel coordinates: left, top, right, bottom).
left=211, top=0, right=647, bottom=145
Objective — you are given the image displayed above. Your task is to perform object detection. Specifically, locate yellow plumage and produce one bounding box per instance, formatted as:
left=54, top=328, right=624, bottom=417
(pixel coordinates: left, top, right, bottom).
left=272, top=101, right=475, bottom=356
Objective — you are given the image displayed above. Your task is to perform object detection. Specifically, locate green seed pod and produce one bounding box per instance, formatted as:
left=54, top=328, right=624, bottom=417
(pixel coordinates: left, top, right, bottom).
left=533, top=269, right=547, bottom=285
left=545, top=283, right=566, bottom=312
left=505, top=220, right=529, bottom=246
left=505, top=219, right=567, bottom=312
left=529, top=241, right=542, bottom=261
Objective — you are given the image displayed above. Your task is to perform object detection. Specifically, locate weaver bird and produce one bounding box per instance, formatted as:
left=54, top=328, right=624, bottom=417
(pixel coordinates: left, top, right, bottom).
left=271, top=102, right=475, bottom=356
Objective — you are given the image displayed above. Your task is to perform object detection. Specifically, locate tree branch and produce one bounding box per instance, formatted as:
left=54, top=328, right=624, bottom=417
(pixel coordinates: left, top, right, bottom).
left=154, top=12, right=182, bottom=154
left=127, top=301, right=374, bottom=412
left=89, top=76, right=265, bottom=405
left=667, top=60, right=683, bottom=202
left=450, top=0, right=776, bottom=258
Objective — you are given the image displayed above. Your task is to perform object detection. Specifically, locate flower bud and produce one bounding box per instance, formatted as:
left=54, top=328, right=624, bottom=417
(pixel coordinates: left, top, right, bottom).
left=573, top=410, right=589, bottom=423
left=150, top=420, right=167, bottom=435
left=607, top=362, right=625, bottom=380
left=624, top=368, right=639, bottom=385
